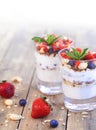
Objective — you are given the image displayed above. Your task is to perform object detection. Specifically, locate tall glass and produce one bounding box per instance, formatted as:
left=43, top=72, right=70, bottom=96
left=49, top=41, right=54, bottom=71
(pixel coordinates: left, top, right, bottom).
left=59, top=49, right=96, bottom=111
left=33, top=34, right=73, bottom=95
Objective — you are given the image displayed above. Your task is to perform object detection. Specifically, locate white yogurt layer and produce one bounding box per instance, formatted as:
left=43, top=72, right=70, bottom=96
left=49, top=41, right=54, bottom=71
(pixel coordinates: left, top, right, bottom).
left=61, top=66, right=96, bottom=99
left=62, top=82, right=96, bottom=99
left=61, top=66, right=96, bottom=82
left=35, top=52, right=61, bottom=82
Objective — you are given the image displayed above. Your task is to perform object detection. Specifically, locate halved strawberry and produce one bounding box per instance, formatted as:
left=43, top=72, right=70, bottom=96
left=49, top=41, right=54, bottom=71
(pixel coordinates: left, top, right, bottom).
left=36, top=42, right=48, bottom=52
left=76, top=48, right=82, bottom=53
left=60, top=52, right=71, bottom=59
left=84, top=52, right=94, bottom=60
left=65, top=38, right=72, bottom=44
left=74, top=61, right=81, bottom=68
left=31, top=97, right=52, bottom=118
left=52, top=43, right=59, bottom=51
left=0, top=81, right=15, bottom=98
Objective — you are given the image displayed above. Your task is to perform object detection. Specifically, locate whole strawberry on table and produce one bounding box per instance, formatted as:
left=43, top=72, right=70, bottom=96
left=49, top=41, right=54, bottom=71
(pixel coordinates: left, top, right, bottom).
left=31, top=96, right=52, bottom=118
left=0, top=80, right=15, bottom=98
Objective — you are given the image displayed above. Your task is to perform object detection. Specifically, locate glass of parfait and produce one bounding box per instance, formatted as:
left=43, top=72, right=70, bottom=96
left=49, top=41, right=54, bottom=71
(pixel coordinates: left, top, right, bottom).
left=59, top=47, right=96, bottom=111
left=32, top=34, right=73, bottom=95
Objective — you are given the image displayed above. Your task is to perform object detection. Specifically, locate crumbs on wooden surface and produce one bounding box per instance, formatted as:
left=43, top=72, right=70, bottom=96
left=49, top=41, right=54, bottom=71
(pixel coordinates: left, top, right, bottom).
left=4, top=99, right=13, bottom=106
left=8, top=114, right=24, bottom=121
left=11, top=76, right=22, bottom=83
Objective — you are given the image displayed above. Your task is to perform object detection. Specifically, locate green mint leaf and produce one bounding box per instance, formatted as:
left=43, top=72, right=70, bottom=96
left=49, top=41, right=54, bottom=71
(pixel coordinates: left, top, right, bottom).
left=71, top=48, right=81, bottom=58
left=46, top=35, right=61, bottom=45
left=32, top=37, right=46, bottom=43
left=46, top=35, right=54, bottom=45
left=66, top=48, right=89, bottom=60
left=66, top=51, right=79, bottom=60
left=79, top=48, right=88, bottom=59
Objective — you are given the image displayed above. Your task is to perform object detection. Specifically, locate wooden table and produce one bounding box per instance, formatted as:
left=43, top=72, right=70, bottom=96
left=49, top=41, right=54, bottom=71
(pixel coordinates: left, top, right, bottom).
left=0, top=25, right=96, bottom=130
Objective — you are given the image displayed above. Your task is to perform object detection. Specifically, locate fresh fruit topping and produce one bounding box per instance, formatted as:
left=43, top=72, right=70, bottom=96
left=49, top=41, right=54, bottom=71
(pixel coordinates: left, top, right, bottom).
left=19, top=99, right=27, bottom=106
left=68, top=60, right=74, bottom=66
left=78, top=62, right=88, bottom=70
left=88, top=61, right=95, bottom=69
left=0, top=81, right=15, bottom=98
left=32, top=34, right=73, bottom=55
left=76, top=48, right=82, bottom=53
left=32, top=34, right=60, bottom=45
left=60, top=52, right=71, bottom=59
left=52, top=42, right=59, bottom=51
left=66, top=48, right=88, bottom=60
left=48, top=47, right=54, bottom=54
left=74, top=61, right=81, bottom=68
left=50, top=119, right=59, bottom=128
left=31, top=97, right=52, bottom=118
left=84, top=52, right=95, bottom=60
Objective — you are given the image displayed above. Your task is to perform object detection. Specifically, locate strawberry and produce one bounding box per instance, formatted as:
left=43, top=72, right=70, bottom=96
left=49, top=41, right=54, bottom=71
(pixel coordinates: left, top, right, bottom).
left=84, top=52, right=94, bottom=60
left=52, top=43, right=59, bottom=51
left=31, top=97, right=52, bottom=118
left=60, top=52, right=71, bottom=59
left=76, top=48, right=82, bottom=53
left=93, top=53, right=96, bottom=58
left=65, top=38, right=72, bottom=44
left=0, top=81, right=15, bottom=98
left=36, top=42, right=48, bottom=52
left=74, top=61, right=81, bottom=68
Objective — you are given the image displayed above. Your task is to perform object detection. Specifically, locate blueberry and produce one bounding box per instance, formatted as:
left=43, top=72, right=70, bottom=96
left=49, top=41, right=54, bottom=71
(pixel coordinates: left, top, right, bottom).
left=48, top=47, right=54, bottom=54
left=88, top=61, right=95, bottom=69
left=50, top=119, right=59, bottom=128
left=68, top=60, right=74, bottom=66
left=19, top=99, right=27, bottom=106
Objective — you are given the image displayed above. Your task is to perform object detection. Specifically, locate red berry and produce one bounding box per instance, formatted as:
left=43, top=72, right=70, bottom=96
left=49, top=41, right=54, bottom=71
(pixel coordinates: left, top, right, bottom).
left=36, top=42, right=48, bottom=52
left=0, top=81, right=15, bottom=98
left=31, top=97, right=51, bottom=118
left=84, top=52, right=94, bottom=60
left=76, top=48, right=82, bottom=53
left=74, top=61, right=81, bottom=68
left=65, top=39, right=72, bottom=44
left=40, top=42, right=47, bottom=46
left=52, top=43, right=59, bottom=51
left=60, top=52, right=71, bottom=59
left=92, top=53, right=96, bottom=58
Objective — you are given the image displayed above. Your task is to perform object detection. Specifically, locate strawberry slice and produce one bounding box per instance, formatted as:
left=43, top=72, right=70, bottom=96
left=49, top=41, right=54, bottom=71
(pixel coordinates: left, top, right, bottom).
left=74, top=61, right=81, bottom=68
left=60, top=52, right=71, bottom=59
left=31, top=97, right=52, bottom=118
left=52, top=43, right=59, bottom=51
left=0, top=81, right=15, bottom=98
left=65, top=38, right=72, bottom=44
left=36, top=42, right=48, bottom=52
left=84, top=52, right=94, bottom=60
left=76, top=48, right=82, bottom=53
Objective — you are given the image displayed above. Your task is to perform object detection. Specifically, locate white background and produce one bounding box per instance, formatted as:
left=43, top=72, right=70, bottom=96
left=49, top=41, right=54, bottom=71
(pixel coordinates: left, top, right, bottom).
left=0, top=0, right=96, bottom=27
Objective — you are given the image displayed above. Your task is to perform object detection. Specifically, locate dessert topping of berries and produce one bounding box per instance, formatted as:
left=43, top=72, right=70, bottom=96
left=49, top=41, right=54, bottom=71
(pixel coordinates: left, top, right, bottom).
left=32, top=34, right=73, bottom=55
left=66, top=48, right=89, bottom=60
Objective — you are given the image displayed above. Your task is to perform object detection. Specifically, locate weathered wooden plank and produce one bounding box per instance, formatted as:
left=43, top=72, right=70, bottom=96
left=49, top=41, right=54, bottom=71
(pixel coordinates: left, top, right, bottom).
left=0, top=28, right=35, bottom=130
left=67, top=110, right=96, bottom=130
left=18, top=72, right=68, bottom=130
left=0, top=27, right=18, bottom=62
